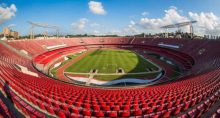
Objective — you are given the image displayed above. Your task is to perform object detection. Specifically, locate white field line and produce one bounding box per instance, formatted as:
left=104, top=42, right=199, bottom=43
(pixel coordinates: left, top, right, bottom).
left=64, top=71, right=160, bottom=75
left=64, top=50, right=163, bottom=76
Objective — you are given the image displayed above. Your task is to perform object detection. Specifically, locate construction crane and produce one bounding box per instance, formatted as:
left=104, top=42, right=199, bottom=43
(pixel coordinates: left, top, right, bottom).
left=27, top=21, right=59, bottom=39
left=161, top=20, right=197, bottom=39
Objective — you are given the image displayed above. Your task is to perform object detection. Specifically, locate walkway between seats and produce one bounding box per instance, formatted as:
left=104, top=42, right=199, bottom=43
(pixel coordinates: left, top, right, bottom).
left=85, top=74, right=95, bottom=86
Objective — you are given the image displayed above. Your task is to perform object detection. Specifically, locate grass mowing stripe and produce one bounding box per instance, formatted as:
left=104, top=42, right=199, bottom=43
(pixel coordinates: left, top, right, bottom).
left=65, top=49, right=160, bottom=81
left=86, top=50, right=102, bottom=72
left=121, top=50, right=140, bottom=72
left=120, top=50, right=137, bottom=72
left=114, top=50, right=121, bottom=71
left=119, top=51, right=130, bottom=72
left=73, top=50, right=102, bottom=73
left=93, top=50, right=103, bottom=72
left=66, top=50, right=95, bottom=72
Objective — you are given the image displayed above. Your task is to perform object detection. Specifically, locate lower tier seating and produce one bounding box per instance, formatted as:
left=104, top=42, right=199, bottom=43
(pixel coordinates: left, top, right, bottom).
left=0, top=38, right=220, bottom=117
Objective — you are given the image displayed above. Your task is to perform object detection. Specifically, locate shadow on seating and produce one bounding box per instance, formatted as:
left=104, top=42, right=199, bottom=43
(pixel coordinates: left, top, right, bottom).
left=3, top=81, right=13, bottom=103
left=0, top=81, right=24, bottom=117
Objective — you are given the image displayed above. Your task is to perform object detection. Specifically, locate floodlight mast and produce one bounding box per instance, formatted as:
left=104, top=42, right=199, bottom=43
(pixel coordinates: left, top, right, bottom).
left=27, top=21, right=60, bottom=39
left=161, top=20, right=197, bottom=38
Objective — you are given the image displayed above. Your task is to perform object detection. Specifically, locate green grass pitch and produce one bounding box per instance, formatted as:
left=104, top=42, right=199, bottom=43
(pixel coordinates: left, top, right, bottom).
left=65, top=49, right=159, bottom=74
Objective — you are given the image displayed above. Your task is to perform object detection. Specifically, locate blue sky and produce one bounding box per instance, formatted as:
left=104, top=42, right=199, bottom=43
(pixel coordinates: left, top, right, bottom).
left=1, top=0, right=220, bottom=35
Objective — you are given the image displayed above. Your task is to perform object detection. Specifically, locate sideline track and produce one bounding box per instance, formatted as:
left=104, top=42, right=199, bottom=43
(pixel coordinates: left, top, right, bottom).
left=55, top=50, right=93, bottom=82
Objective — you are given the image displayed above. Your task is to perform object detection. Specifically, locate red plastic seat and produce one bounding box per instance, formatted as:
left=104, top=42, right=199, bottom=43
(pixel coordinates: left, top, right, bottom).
left=69, top=107, right=79, bottom=114
left=181, top=102, right=190, bottom=111
left=83, top=103, right=90, bottom=109
left=57, top=111, right=66, bottom=118
left=187, top=109, right=198, bottom=118
left=131, top=109, right=142, bottom=116
left=112, top=105, right=120, bottom=111
left=102, top=106, right=110, bottom=111
left=161, top=110, right=171, bottom=118
left=122, top=105, right=130, bottom=110
left=94, top=111, right=104, bottom=117
left=172, top=106, right=182, bottom=115
left=119, top=111, right=130, bottom=117
left=107, top=111, right=117, bottom=117
left=46, top=107, right=55, bottom=114
left=82, top=110, right=91, bottom=116
left=92, top=105, right=100, bottom=110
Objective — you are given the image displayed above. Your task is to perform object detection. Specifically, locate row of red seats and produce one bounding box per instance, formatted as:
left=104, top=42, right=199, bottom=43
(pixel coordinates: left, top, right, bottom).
left=6, top=37, right=133, bottom=57
left=1, top=38, right=220, bottom=117
left=0, top=77, right=45, bottom=118
left=132, top=38, right=220, bottom=73
left=211, top=108, right=220, bottom=118
left=179, top=90, right=219, bottom=118
left=33, top=44, right=195, bottom=72
left=6, top=38, right=81, bottom=56
left=34, top=46, right=86, bottom=65
left=0, top=99, right=14, bottom=118
left=7, top=37, right=220, bottom=73
left=0, top=58, right=219, bottom=117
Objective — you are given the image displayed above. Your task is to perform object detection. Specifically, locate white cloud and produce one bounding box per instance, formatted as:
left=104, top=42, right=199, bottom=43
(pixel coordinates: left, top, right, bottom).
left=85, top=6, right=220, bottom=36
left=70, top=6, right=220, bottom=36
left=90, top=23, right=100, bottom=27
left=123, top=20, right=141, bottom=35
left=111, top=30, right=121, bottom=34
left=71, top=18, right=89, bottom=30
left=71, top=19, right=103, bottom=35
left=88, top=1, right=106, bottom=15
left=189, top=12, right=219, bottom=30
left=204, top=28, right=220, bottom=35
left=138, top=7, right=189, bottom=29
left=93, top=30, right=100, bottom=34
left=0, top=4, right=17, bottom=24
left=169, top=6, right=177, bottom=10
left=126, top=6, right=220, bottom=35
left=8, top=24, right=16, bottom=27
left=141, top=12, right=149, bottom=17
left=10, top=4, right=17, bottom=11
left=188, top=12, right=220, bottom=35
